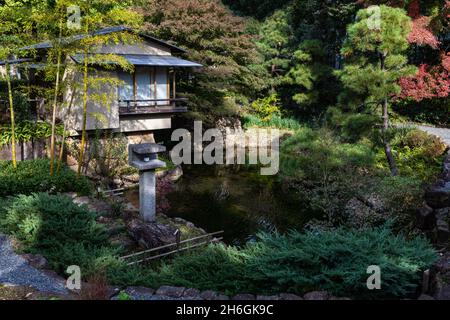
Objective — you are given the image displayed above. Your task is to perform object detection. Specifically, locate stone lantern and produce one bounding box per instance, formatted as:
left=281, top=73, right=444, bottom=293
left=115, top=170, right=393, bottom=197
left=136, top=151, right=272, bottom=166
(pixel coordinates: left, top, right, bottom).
left=128, top=143, right=166, bottom=222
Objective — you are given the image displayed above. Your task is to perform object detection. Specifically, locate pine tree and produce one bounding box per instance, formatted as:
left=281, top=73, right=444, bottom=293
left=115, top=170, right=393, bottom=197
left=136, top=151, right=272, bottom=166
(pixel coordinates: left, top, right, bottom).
left=338, top=5, right=416, bottom=176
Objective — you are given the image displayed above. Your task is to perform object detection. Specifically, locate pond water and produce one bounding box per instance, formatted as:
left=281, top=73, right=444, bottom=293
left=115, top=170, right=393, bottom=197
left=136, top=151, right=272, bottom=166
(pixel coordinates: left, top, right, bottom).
left=126, top=164, right=313, bottom=245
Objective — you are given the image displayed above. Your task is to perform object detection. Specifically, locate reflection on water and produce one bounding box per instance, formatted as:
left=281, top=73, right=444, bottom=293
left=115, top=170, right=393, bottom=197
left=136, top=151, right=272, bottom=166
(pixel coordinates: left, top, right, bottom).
left=125, top=164, right=310, bottom=245
left=165, top=164, right=310, bottom=245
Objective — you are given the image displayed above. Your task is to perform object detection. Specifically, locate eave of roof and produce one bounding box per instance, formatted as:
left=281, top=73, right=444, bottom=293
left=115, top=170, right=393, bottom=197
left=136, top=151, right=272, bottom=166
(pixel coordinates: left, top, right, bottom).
left=71, top=54, right=202, bottom=68
left=0, top=58, right=34, bottom=66
left=20, top=26, right=186, bottom=53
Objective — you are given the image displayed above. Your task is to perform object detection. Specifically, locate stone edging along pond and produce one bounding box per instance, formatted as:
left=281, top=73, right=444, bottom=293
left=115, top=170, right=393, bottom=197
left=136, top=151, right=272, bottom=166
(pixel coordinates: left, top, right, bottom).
left=417, top=149, right=450, bottom=300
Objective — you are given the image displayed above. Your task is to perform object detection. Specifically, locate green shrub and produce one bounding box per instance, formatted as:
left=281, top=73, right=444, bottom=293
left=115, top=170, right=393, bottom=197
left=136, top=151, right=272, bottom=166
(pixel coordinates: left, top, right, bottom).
left=326, top=107, right=379, bottom=143
left=0, top=193, right=126, bottom=278
left=370, top=176, right=423, bottom=229
left=247, top=94, right=281, bottom=121
left=0, top=121, right=64, bottom=146
left=280, top=128, right=375, bottom=222
left=242, top=114, right=302, bottom=130
left=147, top=227, right=436, bottom=299
left=374, top=129, right=447, bottom=182
left=0, top=159, right=92, bottom=197
left=0, top=194, right=437, bottom=299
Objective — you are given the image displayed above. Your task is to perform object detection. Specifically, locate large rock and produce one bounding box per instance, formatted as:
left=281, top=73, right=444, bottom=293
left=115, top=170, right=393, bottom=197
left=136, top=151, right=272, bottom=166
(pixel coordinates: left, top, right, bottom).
left=21, top=253, right=48, bottom=270
left=279, top=293, right=303, bottom=300
left=429, top=252, right=450, bottom=299
left=156, top=286, right=185, bottom=298
left=425, top=184, right=450, bottom=209
left=418, top=294, right=435, bottom=300
left=157, top=166, right=183, bottom=182
left=121, top=286, right=155, bottom=300
left=435, top=208, right=450, bottom=220
left=435, top=285, right=450, bottom=300
left=232, top=293, right=255, bottom=300
left=256, top=295, right=280, bottom=300
left=303, top=291, right=330, bottom=300
left=416, top=204, right=435, bottom=230
left=200, top=290, right=229, bottom=300
left=182, top=288, right=201, bottom=299
left=436, top=219, right=450, bottom=244
left=127, top=218, right=177, bottom=249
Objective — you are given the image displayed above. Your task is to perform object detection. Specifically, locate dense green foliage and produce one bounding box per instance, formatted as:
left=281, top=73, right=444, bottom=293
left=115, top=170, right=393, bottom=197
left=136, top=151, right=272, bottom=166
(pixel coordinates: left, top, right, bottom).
left=0, top=159, right=92, bottom=197
left=0, top=193, right=436, bottom=298
left=138, top=0, right=267, bottom=126
left=222, top=0, right=291, bottom=19
left=0, top=193, right=120, bottom=276
left=338, top=5, right=415, bottom=109
left=147, top=227, right=436, bottom=299
left=375, top=128, right=447, bottom=181
left=393, top=97, right=450, bottom=127
left=246, top=94, right=281, bottom=121
left=242, top=114, right=302, bottom=131
left=279, top=126, right=446, bottom=229
left=0, top=121, right=64, bottom=146
left=0, top=0, right=448, bottom=301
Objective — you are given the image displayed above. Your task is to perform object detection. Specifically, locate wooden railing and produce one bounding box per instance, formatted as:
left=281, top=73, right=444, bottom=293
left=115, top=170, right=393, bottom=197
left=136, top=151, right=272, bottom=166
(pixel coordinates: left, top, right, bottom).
left=120, top=230, right=224, bottom=265
left=118, top=98, right=188, bottom=114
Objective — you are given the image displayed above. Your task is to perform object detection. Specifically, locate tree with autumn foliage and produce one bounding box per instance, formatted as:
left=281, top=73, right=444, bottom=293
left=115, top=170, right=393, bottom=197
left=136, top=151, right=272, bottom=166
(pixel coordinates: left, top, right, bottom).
left=359, top=0, right=449, bottom=104
left=137, top=0, right=267, bottom=126
left=338, top=5, right=415, bottom=176
left=398, top=0, right=449, bottom=102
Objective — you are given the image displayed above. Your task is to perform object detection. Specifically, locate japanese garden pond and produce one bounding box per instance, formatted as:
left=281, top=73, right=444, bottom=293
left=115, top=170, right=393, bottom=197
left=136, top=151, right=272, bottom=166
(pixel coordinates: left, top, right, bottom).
left=125, top=164, right=316, bottom=245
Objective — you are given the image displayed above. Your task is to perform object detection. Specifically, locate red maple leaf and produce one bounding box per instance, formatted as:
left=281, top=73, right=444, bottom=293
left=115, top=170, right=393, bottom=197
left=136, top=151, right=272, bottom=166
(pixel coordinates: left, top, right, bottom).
left=398, top=64, right=450, bottom=102
left=407, top=16, right=440, bottom=49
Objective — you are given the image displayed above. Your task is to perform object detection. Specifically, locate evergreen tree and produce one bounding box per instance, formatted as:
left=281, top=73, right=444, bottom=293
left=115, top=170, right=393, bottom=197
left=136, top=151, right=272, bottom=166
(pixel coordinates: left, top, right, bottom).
left=338, top=5, right=415, bottom=176
left=285, top=40, right=339, bottom=115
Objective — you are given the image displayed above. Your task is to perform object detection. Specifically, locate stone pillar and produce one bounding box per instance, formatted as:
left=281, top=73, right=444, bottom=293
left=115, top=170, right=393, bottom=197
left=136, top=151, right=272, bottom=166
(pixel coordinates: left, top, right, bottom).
left=139, top=170, right=156, bottom=222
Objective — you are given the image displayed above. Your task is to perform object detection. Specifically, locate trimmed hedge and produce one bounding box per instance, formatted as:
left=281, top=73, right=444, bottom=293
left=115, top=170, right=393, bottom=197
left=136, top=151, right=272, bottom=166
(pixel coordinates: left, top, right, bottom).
left=0, top=159, right=92, bottom=197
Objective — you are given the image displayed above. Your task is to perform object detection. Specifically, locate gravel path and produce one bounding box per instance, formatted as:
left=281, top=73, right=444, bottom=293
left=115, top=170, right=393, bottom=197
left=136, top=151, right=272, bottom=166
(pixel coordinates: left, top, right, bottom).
left=0, top=235, right=68, bottom=294
left=415, top=125, right=450, bottom=147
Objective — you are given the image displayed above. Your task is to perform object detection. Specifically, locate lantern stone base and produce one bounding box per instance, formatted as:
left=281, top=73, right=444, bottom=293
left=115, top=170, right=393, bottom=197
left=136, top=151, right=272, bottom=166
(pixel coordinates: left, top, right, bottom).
left=139, top=170, right=156, bottom=222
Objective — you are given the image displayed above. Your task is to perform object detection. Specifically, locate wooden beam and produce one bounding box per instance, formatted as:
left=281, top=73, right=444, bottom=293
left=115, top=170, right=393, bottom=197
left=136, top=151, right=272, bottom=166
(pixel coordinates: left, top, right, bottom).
left=153, top=67, right=157, bottom=106
left=172, top=70, right=176, bottom=102
left=133, top=71, right=136, bottom=107
left=166, top=68, right=170, bottom=103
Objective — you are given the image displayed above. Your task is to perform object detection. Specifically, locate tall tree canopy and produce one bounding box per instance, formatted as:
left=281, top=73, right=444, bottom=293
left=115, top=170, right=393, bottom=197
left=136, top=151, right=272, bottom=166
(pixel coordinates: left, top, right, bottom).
left=222, top=0, right=291, bottom=19
left=338, top=5, right=415, bottom=175
left=137, top=0, right=266, bottom=125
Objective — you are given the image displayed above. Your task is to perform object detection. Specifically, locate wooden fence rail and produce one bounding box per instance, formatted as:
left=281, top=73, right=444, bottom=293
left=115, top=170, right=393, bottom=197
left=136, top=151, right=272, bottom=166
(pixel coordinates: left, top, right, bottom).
left=120, top=230, right=224, bottom=266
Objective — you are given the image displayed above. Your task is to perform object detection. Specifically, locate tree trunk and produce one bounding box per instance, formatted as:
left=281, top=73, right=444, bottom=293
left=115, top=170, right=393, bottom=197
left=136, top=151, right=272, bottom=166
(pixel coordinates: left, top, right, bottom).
left=57, top=90, right=75, bottom=173
left=381, top=94, right=398, bottom=176
left=77, top=19, right=89, bottom=177
left=77, top=50, right=88, bottom=177
left=50, top=19, right=63, bottom=176
left=5, top=64, right=17, bottom=169
left=379, top=54, right=398, bottom=176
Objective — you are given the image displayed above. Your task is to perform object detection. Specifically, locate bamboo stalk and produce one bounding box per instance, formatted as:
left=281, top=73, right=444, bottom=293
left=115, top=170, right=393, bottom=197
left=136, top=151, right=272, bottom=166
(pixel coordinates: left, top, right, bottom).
left=77, top=32, right=89, bottom=177
left=5, top=63, right=17, bottom=169
left=50, top=18, right=63, bottom=176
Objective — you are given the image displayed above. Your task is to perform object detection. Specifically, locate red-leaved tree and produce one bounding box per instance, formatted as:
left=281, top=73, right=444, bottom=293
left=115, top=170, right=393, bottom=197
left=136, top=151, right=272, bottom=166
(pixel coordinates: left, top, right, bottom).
left=398, top=0, right=450, bottom=101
